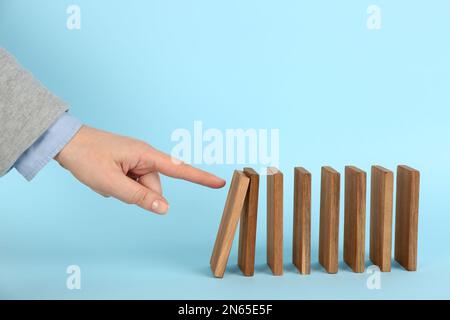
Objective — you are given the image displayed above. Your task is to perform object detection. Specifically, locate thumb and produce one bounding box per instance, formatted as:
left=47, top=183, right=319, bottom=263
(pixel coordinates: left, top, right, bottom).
left=108, top=173, right=169, bottom=214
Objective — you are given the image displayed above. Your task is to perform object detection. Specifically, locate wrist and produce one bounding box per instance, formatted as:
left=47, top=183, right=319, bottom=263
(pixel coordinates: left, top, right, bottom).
left=54, top=125, right=86, bottom=167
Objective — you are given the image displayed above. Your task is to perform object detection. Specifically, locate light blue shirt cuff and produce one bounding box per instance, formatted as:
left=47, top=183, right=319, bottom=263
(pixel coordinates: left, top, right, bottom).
left=14, top=113, right=83, bottom=181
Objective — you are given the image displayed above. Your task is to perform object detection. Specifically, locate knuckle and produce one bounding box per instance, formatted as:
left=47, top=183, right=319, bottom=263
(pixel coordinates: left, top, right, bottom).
left=171, top=157, right=185, bottom=166
left=138, top=140, right=150, bottom=149
left=130, top=188, right=155, bottom=208
left=135, top=140, right=152, bottom=152
left=129, top=188, right=146, bottom=205
left=128, top=140, right=148, bottom=154
left=173, top=163, right=189, bottom=178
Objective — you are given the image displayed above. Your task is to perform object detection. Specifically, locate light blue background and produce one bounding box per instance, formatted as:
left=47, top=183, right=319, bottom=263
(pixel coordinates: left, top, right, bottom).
left=1, top=0, right=449, bottom=299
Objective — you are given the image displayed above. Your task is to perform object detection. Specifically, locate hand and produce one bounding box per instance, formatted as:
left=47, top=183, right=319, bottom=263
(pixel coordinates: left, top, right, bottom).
left=54, top=126, right=226, bottom=214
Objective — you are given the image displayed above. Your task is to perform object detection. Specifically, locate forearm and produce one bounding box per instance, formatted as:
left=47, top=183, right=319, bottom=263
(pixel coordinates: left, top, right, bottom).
left=14, top=112, right=82, bottom=181
left=0, top=48, right=68, bottom=176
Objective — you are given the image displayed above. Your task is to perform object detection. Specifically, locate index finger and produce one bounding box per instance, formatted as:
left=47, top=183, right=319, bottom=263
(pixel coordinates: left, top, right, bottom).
left=150, top=149, right=226, bottom=189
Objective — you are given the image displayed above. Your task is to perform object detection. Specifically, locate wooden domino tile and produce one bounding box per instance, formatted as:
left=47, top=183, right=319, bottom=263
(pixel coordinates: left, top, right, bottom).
left=210, top=170, right=250, bottom=278
left=395, top=165, right=420, bottom=271
left=343, top=166, right=367, bottom=273
left=238, top=168, right=260, bottom=276
left=369, top=165, right=394, bottom=272
left=267, top=167, right=283, bottom=276
left=318, top=166, right=341, bottom=274
left=293, top=167, right=311, bottom=275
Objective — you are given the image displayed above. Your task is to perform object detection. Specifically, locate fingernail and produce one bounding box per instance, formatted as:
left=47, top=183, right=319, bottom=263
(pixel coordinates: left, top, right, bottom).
left=151, top=200, right=169, bottom=214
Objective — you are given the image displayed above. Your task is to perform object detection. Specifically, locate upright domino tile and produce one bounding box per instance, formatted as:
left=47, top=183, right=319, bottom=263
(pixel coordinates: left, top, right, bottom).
left=395, top=165, right=420, bottom=271
left=293, top=167, right=311, bottom=275
left=344, top=166, right=367, bottom=273
left=210, top=170, right=250, bottom=278
left=267, top=167, right=283, bottom=276
left=238, top=168, right=260, bottom=276
left=319, top=166, right=341, bottom=274
left=370, top=166, right=394, bottom=272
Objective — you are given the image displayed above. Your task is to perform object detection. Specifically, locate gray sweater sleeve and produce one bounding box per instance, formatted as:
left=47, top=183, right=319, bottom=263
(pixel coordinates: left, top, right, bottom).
left=0, top=48, right=68, bottom=176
